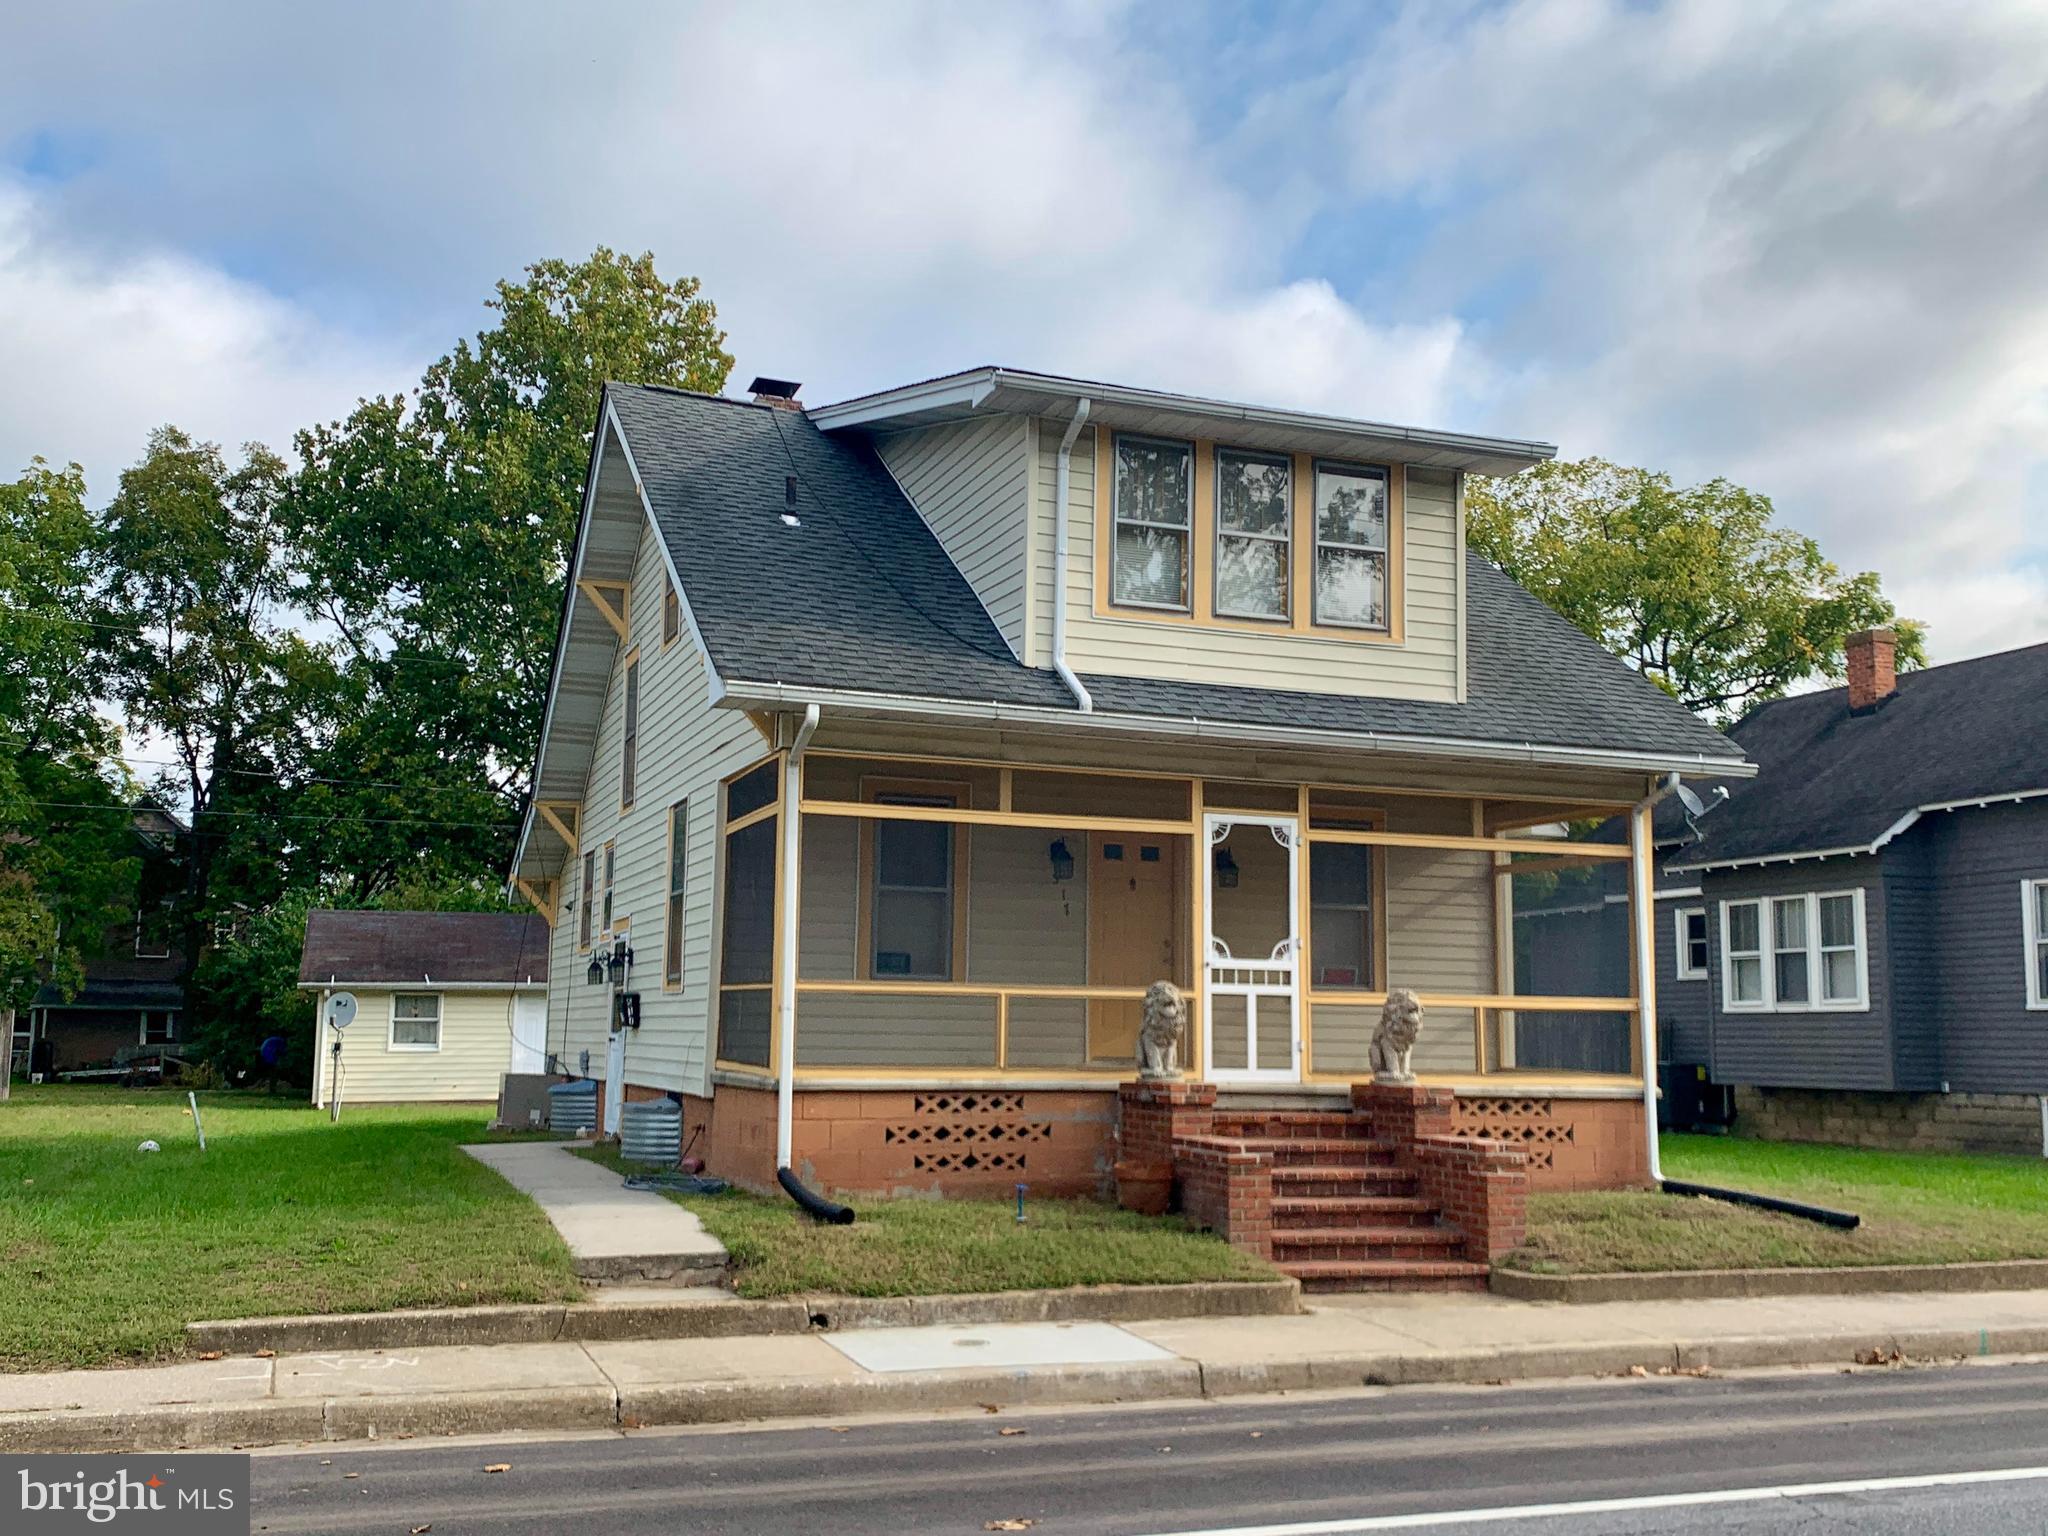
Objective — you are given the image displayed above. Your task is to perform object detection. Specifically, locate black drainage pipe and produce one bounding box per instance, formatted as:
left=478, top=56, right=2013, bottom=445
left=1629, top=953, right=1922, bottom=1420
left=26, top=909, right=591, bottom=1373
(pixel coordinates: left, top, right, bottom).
left=1663, top=1178, right=1860, bottom=1230
left=779, top=1165, right=855, bottom=1225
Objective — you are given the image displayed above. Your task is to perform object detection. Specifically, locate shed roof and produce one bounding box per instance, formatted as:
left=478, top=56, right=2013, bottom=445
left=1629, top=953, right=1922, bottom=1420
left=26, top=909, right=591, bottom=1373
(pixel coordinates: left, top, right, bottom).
left=297, top=910, right=552, bottom=987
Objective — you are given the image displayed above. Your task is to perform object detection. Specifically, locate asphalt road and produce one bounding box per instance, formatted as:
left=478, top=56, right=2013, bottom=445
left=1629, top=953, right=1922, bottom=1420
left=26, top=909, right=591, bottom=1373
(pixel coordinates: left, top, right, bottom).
left=248, top=1359, right=2048, bottom=1535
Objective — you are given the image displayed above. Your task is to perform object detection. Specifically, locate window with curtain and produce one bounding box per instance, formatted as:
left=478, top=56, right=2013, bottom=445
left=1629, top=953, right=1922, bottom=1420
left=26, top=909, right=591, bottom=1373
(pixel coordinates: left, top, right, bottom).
left=1313, top=462, right=1389, bottom=629
left=391, top=993, right=441, bottom=1050
left=1112, top=435, right=1192, bottom=610
left=1215, top=449, right=1291, bottom=621
left=665, top=800, right=688, bottom=986
left=1724, top=900, right=1764, bottom=1006
left=1771, top=897, right=1810, bottom=1006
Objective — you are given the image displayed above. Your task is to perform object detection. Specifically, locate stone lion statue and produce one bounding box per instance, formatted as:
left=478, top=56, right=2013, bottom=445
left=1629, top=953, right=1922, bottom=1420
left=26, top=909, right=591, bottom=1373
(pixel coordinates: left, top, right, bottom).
left=1136, top=980, right=1185, bottom=1079
left=1369, top=987, right=1424, bottom=1084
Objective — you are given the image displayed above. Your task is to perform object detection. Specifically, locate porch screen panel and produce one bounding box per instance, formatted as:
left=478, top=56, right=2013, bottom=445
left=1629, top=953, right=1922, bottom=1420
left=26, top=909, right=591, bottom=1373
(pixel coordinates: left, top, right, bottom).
left=796, top=814, right=859, bottom=980
left=1005, top=997, right=1090, bottom=1069
left=1308, top=1004, right=1374, bottom=1077
left=966, top=826, right=1087, bottom=985
left=1381, top=845, right=1488, bottom=1074
left=716, top=814, right=776, bottom=1068
left=1507, top=856, right=1631, bottom=1074
left=794, top=992, right=997, bottom=1068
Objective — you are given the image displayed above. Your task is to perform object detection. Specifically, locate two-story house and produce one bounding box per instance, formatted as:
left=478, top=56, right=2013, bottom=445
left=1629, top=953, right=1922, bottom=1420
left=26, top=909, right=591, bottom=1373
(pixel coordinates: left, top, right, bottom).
left=507, top=369, right=1748, bottom=1286
left=1655, top=632, right=2048, bottom=1153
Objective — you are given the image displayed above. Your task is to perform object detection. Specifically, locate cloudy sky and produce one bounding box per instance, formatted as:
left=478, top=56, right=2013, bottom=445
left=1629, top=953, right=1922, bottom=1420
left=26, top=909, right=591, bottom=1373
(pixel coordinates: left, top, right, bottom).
left=3, top=0, right=2044, bottom=663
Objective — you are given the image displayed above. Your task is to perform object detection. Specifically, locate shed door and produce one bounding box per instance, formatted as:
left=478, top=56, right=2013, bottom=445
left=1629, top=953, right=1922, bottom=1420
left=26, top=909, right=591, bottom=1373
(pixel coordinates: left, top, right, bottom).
left=510, top=994, right=547, bottom=1075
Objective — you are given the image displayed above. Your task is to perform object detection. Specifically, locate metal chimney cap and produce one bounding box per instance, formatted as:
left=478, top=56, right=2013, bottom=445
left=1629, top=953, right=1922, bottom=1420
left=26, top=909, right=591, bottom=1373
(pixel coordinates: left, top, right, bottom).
left=748, top=376, right=803, bottom=401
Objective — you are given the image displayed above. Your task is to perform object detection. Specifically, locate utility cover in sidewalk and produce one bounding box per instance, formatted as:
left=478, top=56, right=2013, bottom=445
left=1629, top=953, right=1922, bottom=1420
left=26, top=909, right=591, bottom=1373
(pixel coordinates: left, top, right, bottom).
left=822, top=1321, right=1175, bottom=1374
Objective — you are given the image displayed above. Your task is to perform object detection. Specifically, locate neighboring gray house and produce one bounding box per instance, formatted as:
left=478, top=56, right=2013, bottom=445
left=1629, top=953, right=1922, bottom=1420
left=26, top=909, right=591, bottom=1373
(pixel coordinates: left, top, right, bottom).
left=1657, top=631, right=2048, bottom=1153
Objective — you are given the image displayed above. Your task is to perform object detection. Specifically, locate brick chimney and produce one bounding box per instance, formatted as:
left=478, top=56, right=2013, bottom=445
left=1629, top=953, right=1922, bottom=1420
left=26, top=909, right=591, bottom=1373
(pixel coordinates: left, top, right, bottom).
left=1846, top=628, right=1897, bottom=712
left=747, top=376, right=804, bottom=411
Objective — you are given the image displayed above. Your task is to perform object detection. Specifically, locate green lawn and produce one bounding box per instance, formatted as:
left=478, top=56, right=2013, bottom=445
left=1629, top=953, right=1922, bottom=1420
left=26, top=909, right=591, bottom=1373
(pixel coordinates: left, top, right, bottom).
left=575, top=1147, right=1274, bottom=1298
left=1504, top=1132, right=2048, bottom=1274
left=0, top=1086, right=581, bottom=1371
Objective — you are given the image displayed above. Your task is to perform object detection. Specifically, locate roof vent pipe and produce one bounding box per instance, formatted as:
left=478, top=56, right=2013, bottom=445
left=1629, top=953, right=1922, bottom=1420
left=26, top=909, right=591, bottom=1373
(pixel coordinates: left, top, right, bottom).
left=1052, top=399, right=1094, bottom=712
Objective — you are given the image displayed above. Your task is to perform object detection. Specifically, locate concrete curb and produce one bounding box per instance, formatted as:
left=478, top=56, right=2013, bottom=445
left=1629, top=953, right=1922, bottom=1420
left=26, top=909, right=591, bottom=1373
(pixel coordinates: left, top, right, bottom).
left=1491, top=1259, right=2048, bottom=1304
left=184, top=1280, right=1301, bottom=1356
left=11, top=1321, right=2047, bottom=1454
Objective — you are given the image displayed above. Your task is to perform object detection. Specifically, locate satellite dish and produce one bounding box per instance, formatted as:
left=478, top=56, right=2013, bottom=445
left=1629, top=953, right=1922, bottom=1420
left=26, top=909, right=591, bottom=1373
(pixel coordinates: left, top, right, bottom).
left=1674, top=783, right=1706, bottom=818
left=324, top=992, right=359, bottom=1032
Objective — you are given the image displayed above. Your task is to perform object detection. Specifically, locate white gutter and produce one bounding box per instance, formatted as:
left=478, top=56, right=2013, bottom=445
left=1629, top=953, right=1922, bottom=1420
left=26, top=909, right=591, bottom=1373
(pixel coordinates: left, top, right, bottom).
left=1631, top=771, right=1682, bottom=1184
left=1051, top=398, right=1094, bottom=712
left=716, top=680, right=1754, bottom=780
left=776, top=702, right=821, bottom=1170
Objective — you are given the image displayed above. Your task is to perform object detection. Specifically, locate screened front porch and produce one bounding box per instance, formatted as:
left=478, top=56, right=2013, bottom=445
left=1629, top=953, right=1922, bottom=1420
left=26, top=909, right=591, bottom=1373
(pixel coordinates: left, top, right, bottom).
left=711, top=751, right=1653, bottom=1088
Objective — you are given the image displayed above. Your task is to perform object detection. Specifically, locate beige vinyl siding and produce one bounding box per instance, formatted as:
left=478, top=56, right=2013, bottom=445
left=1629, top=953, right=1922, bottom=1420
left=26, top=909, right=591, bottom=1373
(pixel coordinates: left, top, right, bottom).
left=1039, top=426, right=1462, bottom=702
left=875, top=416, right=1032, bottom=660
left=547, top=517, right=767, bottom=1097
left=1380, top=798, right=1492, bottom=1072
left=309, top=989, right=521, bottom=1103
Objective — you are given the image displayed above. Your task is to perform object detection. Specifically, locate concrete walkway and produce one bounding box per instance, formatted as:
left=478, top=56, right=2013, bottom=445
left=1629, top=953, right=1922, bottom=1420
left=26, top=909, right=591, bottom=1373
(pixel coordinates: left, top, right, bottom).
left=462, top=1142, right=727, bottom=1284
left=15, top=1285, right=2048, bottom=1452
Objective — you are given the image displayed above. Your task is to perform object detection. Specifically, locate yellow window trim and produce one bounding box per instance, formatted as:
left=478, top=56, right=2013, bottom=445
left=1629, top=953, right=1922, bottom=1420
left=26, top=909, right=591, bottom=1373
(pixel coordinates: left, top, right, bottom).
left=1093, top=432, right=1407, bottom=644
left=619, top=647, right=641, bottom=813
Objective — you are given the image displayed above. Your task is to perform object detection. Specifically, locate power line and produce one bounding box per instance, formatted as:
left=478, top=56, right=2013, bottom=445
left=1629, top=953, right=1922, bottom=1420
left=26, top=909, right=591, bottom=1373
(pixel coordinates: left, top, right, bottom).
left=0, top=602, right=503, bottom=674
left=19, top=798, right=518, bottom=833
left=0, top=735, right=522, bottom=802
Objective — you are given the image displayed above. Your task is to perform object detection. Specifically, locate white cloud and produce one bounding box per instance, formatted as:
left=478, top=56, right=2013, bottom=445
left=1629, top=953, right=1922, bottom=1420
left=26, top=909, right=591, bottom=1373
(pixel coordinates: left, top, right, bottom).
left=0, top=180, right=419, bottom=491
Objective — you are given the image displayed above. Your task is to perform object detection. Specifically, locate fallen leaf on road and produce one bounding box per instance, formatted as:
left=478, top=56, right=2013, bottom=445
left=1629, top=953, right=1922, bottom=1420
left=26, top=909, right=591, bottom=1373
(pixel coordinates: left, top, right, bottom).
left=196, top=1351, right=224, bottom=1361
left=980, top=1403, right=1001, bottom=1414
left=1626, top=1365, right=1649, bottom=1377
left=998, top=1427, right=1027, bottom=1437
left=621, top=1416, right=646, bottom=1430
left=828, top=1426, right=851, bottom=1434
left=411, top=1526, right=432, bottom=1534
left=1249, top=1432, right=1263, bottom=1439
left=483, top=1463, right=512, bottom=1474
left=985, top=1521, right=1035, bottom=1531
left=342, top=1473, right=359, bottom=1480
left=255, top=1349, right=277, bottom=1359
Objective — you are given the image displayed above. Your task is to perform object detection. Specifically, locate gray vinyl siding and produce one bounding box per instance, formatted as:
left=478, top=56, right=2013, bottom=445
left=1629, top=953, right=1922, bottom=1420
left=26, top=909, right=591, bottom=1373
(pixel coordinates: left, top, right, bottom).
left=1704, top=858, right=1892, bottom=1090
left=545, top=518, right=768, bottom=1096
left=1917, top=802, right=2048, bottom=1092
left=1658, top=895, right=1712, bottom=1068
left=1880, top=828, right=1943, bottom=1090
left=875, top=416, right=1032, bottom=660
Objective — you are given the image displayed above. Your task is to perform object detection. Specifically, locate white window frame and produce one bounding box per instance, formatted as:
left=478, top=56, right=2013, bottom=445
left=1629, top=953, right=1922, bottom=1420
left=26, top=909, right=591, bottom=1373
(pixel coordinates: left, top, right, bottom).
left=134, top=907, right=171, bottom=960
left=2025, top=878, right=2048, bottom=1012
left=389, top=992, right=443, bottom=1052
left=140, top=1012, right=175, bottom=1045
left=1110, top=433, right=1194, bottom=614
left=1674, top=906, right=1708, bottom=981
left=1719, top=889, right=1868, bottom=1014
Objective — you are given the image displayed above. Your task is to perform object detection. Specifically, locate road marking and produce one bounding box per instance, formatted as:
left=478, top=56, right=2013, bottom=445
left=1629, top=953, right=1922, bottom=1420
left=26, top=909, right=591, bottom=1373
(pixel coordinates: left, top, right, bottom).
left=1139, top=1465, right=2048, bottom=1535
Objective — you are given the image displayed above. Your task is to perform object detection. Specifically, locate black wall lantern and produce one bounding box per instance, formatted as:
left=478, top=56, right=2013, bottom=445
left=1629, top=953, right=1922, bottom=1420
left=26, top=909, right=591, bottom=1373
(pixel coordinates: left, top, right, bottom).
left=1214, top=846, right=1240, bottom=888
left=1048, top=837, right=1075, bottom=883
left=585, top=936, right=635, bottom=987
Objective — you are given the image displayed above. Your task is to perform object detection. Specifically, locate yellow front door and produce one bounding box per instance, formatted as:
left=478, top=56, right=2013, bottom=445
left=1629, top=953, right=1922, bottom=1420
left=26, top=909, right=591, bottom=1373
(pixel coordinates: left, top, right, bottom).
left=1087, top=836, right=1181, bottom=1064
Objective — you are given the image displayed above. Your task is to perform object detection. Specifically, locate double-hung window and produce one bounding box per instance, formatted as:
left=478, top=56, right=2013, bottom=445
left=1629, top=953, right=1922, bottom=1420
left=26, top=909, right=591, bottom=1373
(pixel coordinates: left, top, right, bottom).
left=1675, top=907, right=1708, bottom=980
left=1313, top=462, right=1390, bottom=630
left=1722, top=890, right=1866, bottom=1012
left=601, top=841, right=617, bottom=936
left=1111, top=436, right=1193, bottom=611
left=621, top=656, right=640, bottom=810
left=870, top=792, right=957, bottom=980
left=2025, top=879, right=2048, bottom=1011
left=391, top=993, right=442, bottom=1051
left=662, top=576, right=681, bottom=646
left=665, top=801, right=688, bottom=988
left=579, top=849, right=597, bottom=950
left=1309, top=842, right=1375, bottom=989
left=1214, top=450, right=1291, bottom=621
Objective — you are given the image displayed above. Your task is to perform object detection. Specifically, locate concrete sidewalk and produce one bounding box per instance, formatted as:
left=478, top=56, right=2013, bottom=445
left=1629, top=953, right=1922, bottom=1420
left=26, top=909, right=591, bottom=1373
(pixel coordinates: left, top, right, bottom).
left=13, top=1285, right=2048, bottom=1452
left=462, top=1142, right=728, bottom=1284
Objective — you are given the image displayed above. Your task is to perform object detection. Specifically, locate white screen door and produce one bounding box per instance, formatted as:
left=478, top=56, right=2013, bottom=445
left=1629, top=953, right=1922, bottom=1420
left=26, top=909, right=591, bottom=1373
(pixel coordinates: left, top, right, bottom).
left=509, top=994, right=546, bottom=1075
left=1201, top=813, right=1302, bottom=1084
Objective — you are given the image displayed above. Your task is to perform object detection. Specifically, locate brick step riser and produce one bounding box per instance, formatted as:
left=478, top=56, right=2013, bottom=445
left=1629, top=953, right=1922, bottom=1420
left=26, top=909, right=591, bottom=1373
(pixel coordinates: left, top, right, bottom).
left=1210, top=1117, right=1372, bottom=1141
left=1269, top=1175, right=1420, bottom=1199
left=1296, top=1272, right=1492, bottom=1295
left=1258, top=1145, right=1401, bottom=1169
left=1271, top=1206, right=1440, bottom=1230
left=1273, top=1239, right=1464, bottom=1264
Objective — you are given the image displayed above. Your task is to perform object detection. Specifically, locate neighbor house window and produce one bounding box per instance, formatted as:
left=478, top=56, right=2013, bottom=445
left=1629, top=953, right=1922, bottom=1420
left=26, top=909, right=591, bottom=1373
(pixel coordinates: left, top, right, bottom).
left=390, top=993, right=442, bottom=1051
left=601, top=841, right=616, bottom=935
left=870, top=794, right=957, bottom=979
left=1214, top=450, right=1291, bottom=621
left=1313, top=462, right=1390, bottom=629
left=1723, top=900, right=1765, bottom=1008
left=579, top=849, right=597, bottom=950
left=665, top=800, right=688, bottom=988
left=134, top=908, right=171, bottom=960
left=1722, top=890, right=1866, bottom=1012
left=662, top=576, right=681, bottom=646
left=1111, top=435, right=1192, bottom=611
left=620, top=655, right=640, bottom=810
left=1675, top=907, right=1708, bottom=980
left=2025, top=879, right=2048, bottom=1011
left=1309, top=843, right=1375, bottom=989
left=141, top=1013, right=175, bottom=1045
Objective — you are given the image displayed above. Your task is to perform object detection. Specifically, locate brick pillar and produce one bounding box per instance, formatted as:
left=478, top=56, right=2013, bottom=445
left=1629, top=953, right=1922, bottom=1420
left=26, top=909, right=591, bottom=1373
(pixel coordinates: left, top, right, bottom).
left=1415, top=1137, right=1529, bottom=1260
left=1351, top=1080, right=1454, bottom=1166
left=1118, top=1078, right=1217, bottom=1167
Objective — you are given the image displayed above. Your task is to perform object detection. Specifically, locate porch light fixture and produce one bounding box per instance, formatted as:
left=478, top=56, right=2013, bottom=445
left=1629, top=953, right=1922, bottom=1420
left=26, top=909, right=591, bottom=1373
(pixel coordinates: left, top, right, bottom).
left=1214, top=847, right=1240, bottom=888
left=1048, top=838, right=1075, bottom=883
left=585, top=938, right=635, bottom=987
left=585, top=955, right=604, bottom=986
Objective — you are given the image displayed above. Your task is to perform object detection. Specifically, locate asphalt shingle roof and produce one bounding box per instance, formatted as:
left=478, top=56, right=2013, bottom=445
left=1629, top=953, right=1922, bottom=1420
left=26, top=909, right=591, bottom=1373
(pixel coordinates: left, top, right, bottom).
left=297, top=911, right=552, bottom=986
left=1668, top=642, right=2048, bottom=867
left=607, top=383, right=1742, bottom=766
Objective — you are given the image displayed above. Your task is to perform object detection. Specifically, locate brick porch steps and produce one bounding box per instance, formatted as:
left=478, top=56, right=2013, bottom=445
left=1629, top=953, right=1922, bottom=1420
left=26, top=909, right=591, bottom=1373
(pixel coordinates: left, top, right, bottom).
left=1269, top=1166, right=1421, bottom=1200
left=1271, top=1225, right=1469, bottom=1264
left=1286, top=1257, right=1495, bottom=1294
left=1210, top=1111, right=1362, bottom=1140
left=1270, top=1194, right=1438, bottom=1227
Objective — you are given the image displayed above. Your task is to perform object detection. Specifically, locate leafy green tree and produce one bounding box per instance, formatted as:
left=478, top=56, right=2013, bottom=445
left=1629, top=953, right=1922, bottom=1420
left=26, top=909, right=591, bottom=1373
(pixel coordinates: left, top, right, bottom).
left=1468, top=458, right=1925, bottom=720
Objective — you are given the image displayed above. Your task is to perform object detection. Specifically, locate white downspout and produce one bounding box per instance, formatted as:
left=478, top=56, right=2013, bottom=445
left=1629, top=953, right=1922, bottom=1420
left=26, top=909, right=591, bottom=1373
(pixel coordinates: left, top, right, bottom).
left=1052, top=398, right=1094, bottom=712
left=1632, top=770, right=1682, bottom=1184
left=775, top=702, right=821, bottom=1170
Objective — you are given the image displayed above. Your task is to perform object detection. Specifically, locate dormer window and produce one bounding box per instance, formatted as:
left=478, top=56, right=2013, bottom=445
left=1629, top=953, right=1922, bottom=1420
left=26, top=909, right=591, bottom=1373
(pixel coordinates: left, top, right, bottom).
left=1111, top=435, right=1193, bottom=611
left=1215, top=450, right=1292, bottom=621
left=1313, top=462, right=1390, bottom=630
